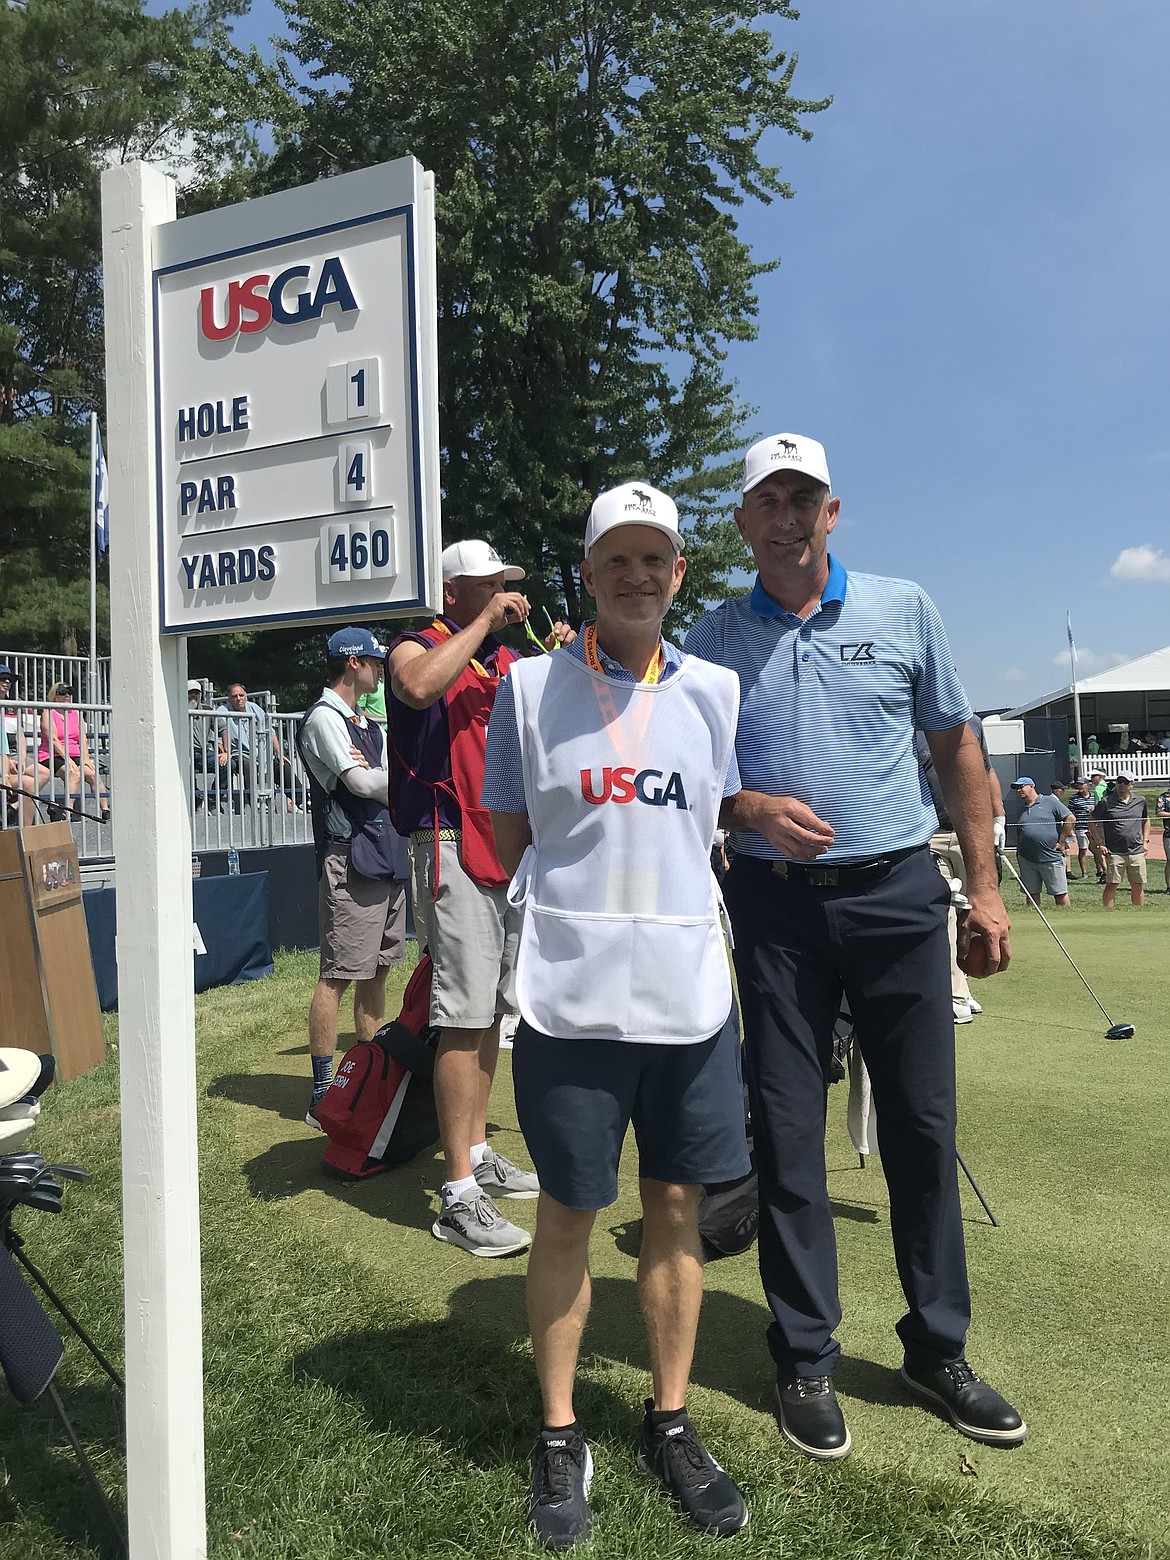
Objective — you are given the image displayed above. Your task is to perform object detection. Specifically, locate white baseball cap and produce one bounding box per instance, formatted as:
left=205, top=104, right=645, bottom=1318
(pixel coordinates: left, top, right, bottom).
left=584, top=482, right=682, bottom=554
left=441, top=539, right=525, bottom=582
left=743, top=433, right=831, bottom=496
left=0, top=1048, right=42, bottom=1110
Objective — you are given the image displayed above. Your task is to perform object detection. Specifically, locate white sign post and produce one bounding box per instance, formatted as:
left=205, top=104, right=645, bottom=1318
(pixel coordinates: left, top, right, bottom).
left=101, top=155, right=441, bottom=1558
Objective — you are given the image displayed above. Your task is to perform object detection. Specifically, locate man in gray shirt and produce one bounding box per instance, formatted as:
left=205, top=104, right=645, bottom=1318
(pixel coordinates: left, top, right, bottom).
left=1010, top=777, right=1074, bottom=906
left=1090, top=771, right=1149, bottom=908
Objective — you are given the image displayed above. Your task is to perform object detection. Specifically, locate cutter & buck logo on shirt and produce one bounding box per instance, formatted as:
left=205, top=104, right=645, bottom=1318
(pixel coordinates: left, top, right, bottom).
left=579, top=766, right=689, bottom=808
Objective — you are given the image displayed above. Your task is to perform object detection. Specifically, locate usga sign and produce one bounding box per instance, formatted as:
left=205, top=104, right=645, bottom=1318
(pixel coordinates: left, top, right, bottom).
left=198, top=255, right=358, bottom=340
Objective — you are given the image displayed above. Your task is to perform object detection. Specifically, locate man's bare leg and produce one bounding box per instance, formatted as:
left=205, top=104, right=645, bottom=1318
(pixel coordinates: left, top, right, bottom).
left=527, top=1193, right=596, bottom=1426
left=637, top=1179, right=704, bottom=1412
left=434, top=1024, right=493, bottom=1182
left=354, top=965, right=391, bottom=1041
left=309, top=977, right=348, bottom=1058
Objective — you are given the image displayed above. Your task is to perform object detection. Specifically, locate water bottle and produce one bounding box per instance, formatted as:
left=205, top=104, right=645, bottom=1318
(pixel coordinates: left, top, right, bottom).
left=227, top=846, right=240, bottom=875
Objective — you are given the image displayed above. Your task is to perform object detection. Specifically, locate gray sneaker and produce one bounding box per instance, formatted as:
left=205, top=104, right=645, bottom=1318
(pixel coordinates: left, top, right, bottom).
left=432, top=1188, right=533, bottom=1257
left=474, top=1147, right=540, bottom=1200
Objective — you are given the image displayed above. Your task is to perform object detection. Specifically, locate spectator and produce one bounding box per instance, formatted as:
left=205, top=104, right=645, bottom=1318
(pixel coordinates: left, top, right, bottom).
left=484, top=483, right=749, bottom=1548
left=217, top=682, right=294, bottom=810
left=188, top=680, right=226, bottom=809
left=1010, top=777, right=1073, bottom=906
left=1086, top=734, right=1100, bottom=757
left=1156, top=782, right=1170, bottom=893
left=37, top=682, right=107, bottom=821
left=386, top=539, right=540, bottom=1258
left=296, top=628, right=409, bottom=1121
left=685, top=431, right=1022, bottom=1461
left=1065, top=778, right=1097, bottom=880
left=1090, top=771, right=1149, bottom=908
left=1, top=665, right=50, bottom=824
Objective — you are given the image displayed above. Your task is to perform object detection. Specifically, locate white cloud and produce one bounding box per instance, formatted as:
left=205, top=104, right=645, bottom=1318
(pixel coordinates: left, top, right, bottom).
left=1110, top=545, right=1170, bottom=582
left=1051, top=647, right=1129, bottom=674
left=1001, top=667, right=1028, bottom=684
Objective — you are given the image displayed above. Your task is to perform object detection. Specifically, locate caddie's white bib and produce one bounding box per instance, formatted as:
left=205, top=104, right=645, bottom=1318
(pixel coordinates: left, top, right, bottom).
left=506, top=648, right=739, bottom=1043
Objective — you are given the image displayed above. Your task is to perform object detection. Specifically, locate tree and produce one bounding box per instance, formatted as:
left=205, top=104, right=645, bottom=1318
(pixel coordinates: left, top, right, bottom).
left=254, top=0, right=828, bottom=628
left=0, top=0, right=255, bottom=655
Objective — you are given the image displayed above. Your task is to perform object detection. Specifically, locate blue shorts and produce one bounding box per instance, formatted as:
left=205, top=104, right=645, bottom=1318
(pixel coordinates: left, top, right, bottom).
left=511, top=1006, right=751, bottom=1211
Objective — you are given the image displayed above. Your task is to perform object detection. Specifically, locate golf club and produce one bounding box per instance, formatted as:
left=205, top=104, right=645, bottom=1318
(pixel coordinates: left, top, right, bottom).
left=999, top=851, right=1136, bottom=1039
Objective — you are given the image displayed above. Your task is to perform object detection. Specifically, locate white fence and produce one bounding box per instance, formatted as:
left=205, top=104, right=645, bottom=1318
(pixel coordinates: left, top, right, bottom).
left=1078, top=753, right=1170, bottom=782
left=0, top=649, right=110, bottom=706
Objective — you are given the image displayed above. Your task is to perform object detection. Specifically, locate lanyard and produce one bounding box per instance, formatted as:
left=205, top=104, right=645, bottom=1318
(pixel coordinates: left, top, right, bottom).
left=427, top=618, right=499, bottom=684
left=581, top=622, right=665, bottom=770
left=582, top=623, right=664, bottom=686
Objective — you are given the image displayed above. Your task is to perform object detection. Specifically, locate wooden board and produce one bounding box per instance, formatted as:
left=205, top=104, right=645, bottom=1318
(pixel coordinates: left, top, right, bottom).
left=0, top=831, right=51, bottom=1056
left=14, top=823, right=105, bottom=1082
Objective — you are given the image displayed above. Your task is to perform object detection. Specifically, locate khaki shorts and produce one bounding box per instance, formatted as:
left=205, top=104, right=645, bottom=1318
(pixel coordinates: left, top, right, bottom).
left=319, top=845, right=408, bottom=982
left=410, top=832, right=519, bottom=1029
left=1106, top=851, right=1147, bottom=887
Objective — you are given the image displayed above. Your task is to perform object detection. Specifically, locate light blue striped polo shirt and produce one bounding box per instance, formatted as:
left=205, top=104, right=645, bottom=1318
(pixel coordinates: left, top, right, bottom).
left=683, top=556, right=972, bottom=862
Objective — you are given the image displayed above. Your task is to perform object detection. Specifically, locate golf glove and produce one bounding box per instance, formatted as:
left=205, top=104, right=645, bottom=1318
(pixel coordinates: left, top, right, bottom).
left=992, top=816, right=1006, bottom=850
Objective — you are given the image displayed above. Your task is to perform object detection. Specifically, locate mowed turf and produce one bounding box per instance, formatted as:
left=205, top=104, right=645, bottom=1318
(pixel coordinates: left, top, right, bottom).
left=1, top=866, right=1166, bottom=1558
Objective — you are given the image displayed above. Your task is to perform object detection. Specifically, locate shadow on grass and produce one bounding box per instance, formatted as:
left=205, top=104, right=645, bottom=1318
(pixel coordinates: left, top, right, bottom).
left=297, top=1272, right=902, bottom=1425
left=0, top=1380, right=126, bottom=1560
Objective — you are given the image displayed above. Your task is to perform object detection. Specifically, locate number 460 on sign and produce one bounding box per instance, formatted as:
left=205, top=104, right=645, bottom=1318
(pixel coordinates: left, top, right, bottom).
left=323, top=521, right=397, bottom=584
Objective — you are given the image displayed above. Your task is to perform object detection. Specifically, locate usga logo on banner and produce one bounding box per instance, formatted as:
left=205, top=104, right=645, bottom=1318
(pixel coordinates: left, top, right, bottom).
left=580, top=767, right=689, bottom=808
left=199, top=256, right=358, bottom=341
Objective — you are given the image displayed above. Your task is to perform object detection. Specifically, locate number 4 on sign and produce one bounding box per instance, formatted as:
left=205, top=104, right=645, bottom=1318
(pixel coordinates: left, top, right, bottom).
left=338, top=440, right=374, bottom=505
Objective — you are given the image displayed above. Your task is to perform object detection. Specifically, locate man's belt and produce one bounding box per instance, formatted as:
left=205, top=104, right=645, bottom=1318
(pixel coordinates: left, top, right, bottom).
left=410, top=827, right=461, bottom=844
left=768, top=843, right=923, bottom=887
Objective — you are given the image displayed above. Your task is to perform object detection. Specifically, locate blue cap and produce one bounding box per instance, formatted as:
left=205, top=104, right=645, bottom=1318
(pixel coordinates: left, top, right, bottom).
left=1010, top=776, right=1035, bottom=789
left=327, top=626, right=386, bottom=659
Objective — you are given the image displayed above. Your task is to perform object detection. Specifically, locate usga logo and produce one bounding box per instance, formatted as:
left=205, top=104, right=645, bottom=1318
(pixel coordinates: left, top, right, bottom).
left=580, top=766, right=689, bottom=808
left=199, top=256, right=358, bottom=341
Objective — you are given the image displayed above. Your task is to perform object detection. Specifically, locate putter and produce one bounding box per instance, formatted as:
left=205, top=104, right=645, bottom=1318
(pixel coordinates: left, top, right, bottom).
left=1000, top=852, right=1136, bottom=1039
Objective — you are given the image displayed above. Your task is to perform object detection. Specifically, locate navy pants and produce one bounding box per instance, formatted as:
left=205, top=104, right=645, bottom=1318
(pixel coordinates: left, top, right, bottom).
left=724, top=847, right=970, bottom=1378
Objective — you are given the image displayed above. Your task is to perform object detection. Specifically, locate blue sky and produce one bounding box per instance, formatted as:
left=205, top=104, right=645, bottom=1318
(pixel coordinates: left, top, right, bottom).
left=217, top=0, right=1169, bottom=710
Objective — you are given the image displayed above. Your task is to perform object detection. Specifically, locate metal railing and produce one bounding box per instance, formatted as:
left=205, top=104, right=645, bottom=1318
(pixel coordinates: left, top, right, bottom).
left=0, top=651, right=110, bottom=706
left=1, top=695, right=112, bottom=860
left=188, top=709, right=313, bottom=854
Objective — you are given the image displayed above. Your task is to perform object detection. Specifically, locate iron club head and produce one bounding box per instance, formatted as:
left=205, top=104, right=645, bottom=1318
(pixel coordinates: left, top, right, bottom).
left=1106, top=1022, right=1136, bottom=1040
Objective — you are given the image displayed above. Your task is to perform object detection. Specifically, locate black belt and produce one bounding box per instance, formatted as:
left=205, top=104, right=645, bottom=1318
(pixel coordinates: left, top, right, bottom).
left=765, top=843, right=924, bottom=887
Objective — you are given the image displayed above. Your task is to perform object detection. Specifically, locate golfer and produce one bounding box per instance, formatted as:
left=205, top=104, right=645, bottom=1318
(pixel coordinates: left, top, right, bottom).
left=483, top=482, right=749, bottom=1549
left=685, top=433, right=1025, bottom=1460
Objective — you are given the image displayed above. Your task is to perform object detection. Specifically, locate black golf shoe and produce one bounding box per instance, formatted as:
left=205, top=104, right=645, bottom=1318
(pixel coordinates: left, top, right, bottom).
left=901, top=1357, right=1026, bottom=1446
left=637, top=1401, right=748, bottom=1536
left=774, top=1374, right=852, bottom=1460
left=528, top=1429, right=593, bottom=1550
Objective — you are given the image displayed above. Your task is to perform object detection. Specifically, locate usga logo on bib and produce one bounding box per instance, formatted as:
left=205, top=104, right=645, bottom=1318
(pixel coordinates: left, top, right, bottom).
left=580, top=767, right=689, bottom=808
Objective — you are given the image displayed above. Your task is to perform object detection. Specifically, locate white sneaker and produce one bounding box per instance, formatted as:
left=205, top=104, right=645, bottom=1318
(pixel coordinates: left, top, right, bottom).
left=953, top=1000, right=973, bottom=1024
left=966, top=997, right=983, bottom=1015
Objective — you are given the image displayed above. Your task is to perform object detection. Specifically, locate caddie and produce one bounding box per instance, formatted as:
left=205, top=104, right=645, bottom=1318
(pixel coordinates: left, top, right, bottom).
left=385, top=541, right=544, bottom=1258
left=483, top=483, right=750, bottom=1550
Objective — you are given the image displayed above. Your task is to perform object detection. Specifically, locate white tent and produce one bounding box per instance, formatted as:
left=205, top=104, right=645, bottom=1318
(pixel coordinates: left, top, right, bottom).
left=1004, top=645, right=1170, bottom=718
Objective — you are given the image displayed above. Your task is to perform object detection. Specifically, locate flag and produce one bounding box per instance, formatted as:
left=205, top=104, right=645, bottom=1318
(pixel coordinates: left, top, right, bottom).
left=94, top=424, right=109, bottom=558
left=1066, top=611, right=1077, bottom=675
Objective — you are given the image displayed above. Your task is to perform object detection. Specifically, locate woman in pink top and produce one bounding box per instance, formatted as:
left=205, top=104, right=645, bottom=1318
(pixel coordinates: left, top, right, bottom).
left=38, top=682, right=108, bottom=820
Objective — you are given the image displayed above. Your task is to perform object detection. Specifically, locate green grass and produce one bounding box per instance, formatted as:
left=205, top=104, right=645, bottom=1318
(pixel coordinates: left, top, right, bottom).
left=1, top=877, right=1167, bottom=1559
